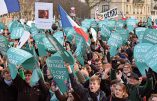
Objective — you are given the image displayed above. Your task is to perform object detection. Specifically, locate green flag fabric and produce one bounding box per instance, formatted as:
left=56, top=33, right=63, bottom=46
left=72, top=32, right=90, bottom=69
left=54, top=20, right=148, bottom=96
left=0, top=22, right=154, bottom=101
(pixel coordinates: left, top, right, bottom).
left=46, top=53, right=69, bottom=93
left=7, top=47, right=33, bottom=65
left=134, top=43, right=153, bottom=75
left=8, top=63, right=18, bottom=79
left=47, top=34, right=75, bottom=65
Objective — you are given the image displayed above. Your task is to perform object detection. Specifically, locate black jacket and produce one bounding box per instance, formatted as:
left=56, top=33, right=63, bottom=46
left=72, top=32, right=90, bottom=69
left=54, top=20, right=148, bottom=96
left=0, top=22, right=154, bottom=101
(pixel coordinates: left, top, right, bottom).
left=0, top=77, right=17, bottom=101
left=69, top=73, right=107, bottom=101
left=14, top=75, right=50, bottom=101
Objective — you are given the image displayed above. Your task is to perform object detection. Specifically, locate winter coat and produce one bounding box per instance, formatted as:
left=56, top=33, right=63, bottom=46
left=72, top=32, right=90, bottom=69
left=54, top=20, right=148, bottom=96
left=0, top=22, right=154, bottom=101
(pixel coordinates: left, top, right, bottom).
left=69, top=73, right=107, bottom=101
left=0, top=77, right=17, bottom=101
left=14, top=75, right=50, bottom=101
left=107, top=96, right=129, bottom=101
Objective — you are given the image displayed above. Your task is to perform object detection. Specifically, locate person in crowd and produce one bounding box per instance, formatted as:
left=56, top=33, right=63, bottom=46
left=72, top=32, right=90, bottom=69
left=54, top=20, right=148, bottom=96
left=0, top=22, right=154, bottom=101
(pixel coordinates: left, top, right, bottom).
left=14, top=69, right=50, bottom=101
left=107, top=83, right=128, bottom=101
left=0, top=68, right=17, bottom=101
left=51, top=80, right=81, bottom=101
left=65, top=63, right=107, bottom=101
left=149, top=94, right=157, bottom=101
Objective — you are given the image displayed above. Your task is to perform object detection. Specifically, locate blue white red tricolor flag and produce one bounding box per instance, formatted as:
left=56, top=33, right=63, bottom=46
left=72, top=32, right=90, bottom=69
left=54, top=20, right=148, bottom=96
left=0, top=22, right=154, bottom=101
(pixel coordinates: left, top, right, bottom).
left=58, top=5, right=89, bottom=42
left=0, top=0, right=20, bottom=16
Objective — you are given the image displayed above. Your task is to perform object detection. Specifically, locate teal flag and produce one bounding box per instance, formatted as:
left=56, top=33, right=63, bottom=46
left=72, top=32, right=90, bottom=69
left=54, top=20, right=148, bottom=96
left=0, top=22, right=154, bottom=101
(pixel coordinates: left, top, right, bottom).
left=142, top=29, right=157, bottom=44
left=147, top=16, right=152, bottom=27
left=7, top=47, right=33, bottom=65
left=30, top=26, right=39, bottom=37
left=74, top=38, right=86, bottom=66
left=47, top=34, right=75, bottom=65
left=53, top=31, right=64, bottom=46
left=81, top=19, right=94, bottom=29
left=107, top=33, right=123, bottom=48
left=0, top=22, right=5, bottom=30
left=8, top=20, right=23, bottom=33
left=43, top=37, right=56, bottom=52
left=100, top=25, right=110, bottom=41
left=98, top=19, right=109, bottom=28
left=107, top=19, right=116, bottom=31
left=46, top=53, right=69, bottom=93
left=10, top=27, right=24, bottom=39
left=134, top=43, right=153, bottom=75
left=116, top=29, right=129, bottom=44
left=90, top=21, right=98, bottom=32
left=30, top=68, right=44, bottom=87
left=22, top=46, right=38, bottom=70
left=34, top=34, right=47, bottom=56
left=135, top=27, right=147, bottom=43
left=66, top=28, right=76, bottom=43
left=116, top=19, right=125, bottom=30
left=110, top=46, right=118, bottom=57
left=0, top=35, right=9, bottom=56
left=144, top=45, right=157, bottom=73
left=8, top=63, right=18, bottom=79
left=155, top=19, right=157, bottom=25
left=126, top=17, right=138, bottom=32
left=30, top=69, right=39, bottom=87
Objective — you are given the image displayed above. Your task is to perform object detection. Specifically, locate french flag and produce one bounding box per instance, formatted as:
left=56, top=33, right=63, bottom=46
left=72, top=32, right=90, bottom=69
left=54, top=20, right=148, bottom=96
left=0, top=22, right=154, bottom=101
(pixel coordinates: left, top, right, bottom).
left=58, top=5, right=89, bottom=42
left=0, top=0, right=20, bottom=16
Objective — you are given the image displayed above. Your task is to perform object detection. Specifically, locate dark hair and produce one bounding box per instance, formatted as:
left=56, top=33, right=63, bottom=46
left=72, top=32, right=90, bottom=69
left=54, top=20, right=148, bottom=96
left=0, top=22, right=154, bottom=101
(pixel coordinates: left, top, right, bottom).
left=24, top=70, right=32, bottom=75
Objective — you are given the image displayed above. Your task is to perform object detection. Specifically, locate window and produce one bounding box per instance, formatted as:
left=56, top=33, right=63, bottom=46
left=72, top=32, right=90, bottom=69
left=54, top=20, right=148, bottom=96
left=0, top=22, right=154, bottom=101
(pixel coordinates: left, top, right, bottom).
left=154, top=5, right=157, bottom=10
left=127, top=0, right=130, bottom=2
left=151, top=11, right=155, bottom=15
left=102, top=5, right=109, bottom=12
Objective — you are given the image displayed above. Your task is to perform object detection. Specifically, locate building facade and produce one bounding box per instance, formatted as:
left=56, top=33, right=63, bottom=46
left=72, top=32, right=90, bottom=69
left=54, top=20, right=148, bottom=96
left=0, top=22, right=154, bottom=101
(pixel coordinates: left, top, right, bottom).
left=151, top=0, right=157, bottom=19
left=91, top=0, right=151, bottom=21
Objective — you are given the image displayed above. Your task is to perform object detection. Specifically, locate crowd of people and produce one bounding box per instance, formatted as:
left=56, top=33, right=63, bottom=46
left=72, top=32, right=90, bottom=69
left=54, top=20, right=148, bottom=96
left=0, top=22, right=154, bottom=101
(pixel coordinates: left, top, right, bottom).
left=0, top=18, right=157, bottom=101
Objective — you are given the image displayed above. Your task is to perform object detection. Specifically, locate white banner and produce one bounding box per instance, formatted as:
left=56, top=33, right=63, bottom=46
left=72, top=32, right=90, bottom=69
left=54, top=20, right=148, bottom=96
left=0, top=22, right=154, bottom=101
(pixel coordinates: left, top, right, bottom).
left=95, top=8, right=118, bottom=20
left=17, top=31, right=30, bottom=48
left=35, top=2, right=53, bottom=29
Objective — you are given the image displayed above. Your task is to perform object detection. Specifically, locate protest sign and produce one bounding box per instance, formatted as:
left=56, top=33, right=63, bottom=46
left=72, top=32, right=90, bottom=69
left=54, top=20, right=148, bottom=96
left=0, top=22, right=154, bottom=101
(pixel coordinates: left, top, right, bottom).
left=43, top=37, right=56, bottom=52
left=32, top=33, right=47, bottom=56
left=96, top=8, right=118, bottom=19
left=116, top=19, right=125, bottom=30
left=35, top=2, right=53, bottom=29
left=0, top=35, right=9, bottom=55
left=144, top=45, right=157, bottom=73
left=126, top=17, right=138, bottom=32
left=100, top=25, right=110, bottom=41
left=47, top=34, right=75, bottom=65
left=116, top=29, right=129, bottom=44
left=10, top=27, right=24, bottom=39
left=142, top=29, right=157, bottom=44
left=22, top=46, right=39, bottom=70
left=46, top=53, right=69, bottom=93
left=8, top=20, right=23, bottom=33
left=53, top=31, right=64, bottom=46
left=135, top=27, right=146, bottom=43
left=134, top=43, right=153, bottom=75
left=107, top=33, right=123, bottom=48
left=7, top=47, right=33, bottom=65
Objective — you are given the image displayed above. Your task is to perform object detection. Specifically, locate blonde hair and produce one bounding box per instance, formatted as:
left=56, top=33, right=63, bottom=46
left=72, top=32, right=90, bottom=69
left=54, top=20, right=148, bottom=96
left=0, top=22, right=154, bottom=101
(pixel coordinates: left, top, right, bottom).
left=115, top=83, right=128, bottom=98
left=90, top=75, right=101, bottom=85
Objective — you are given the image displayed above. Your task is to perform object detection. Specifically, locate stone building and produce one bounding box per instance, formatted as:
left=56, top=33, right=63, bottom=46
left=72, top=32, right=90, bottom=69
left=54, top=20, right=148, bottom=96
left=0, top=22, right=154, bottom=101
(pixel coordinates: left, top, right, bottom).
left=90, top=0, right=151, bottom=20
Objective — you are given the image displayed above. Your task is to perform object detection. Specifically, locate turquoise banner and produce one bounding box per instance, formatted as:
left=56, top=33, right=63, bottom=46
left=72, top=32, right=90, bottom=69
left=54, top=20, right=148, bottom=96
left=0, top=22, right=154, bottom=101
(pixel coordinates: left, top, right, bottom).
left=134, top=43, right=153, bottom=75
left=46, top=53, right=69, bottom=93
